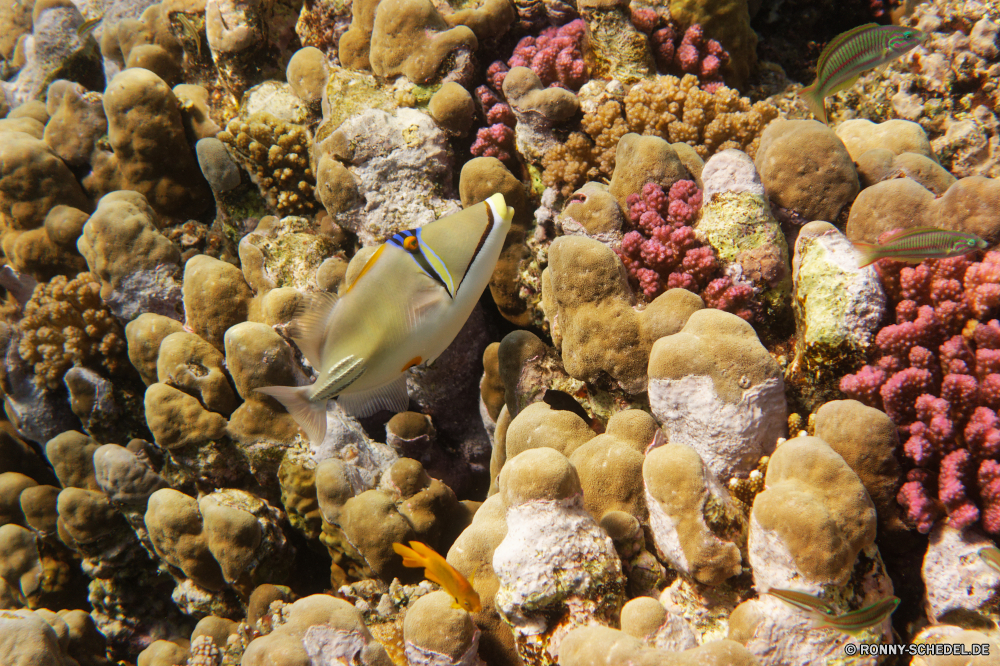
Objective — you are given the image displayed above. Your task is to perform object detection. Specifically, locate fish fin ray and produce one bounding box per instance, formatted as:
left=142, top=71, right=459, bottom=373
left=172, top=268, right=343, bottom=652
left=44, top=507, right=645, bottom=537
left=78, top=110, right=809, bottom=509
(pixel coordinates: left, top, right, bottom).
left=392, top=542, right=427, bottom=568
left=337, top=374, right=409, bottom=417
left=799, top=85, right=828, bottom=125
left=288, top=291, right=339, bottom=369
left=851, top=240, right=880, bottom=268
left=255, top=385, right=327, bottom=445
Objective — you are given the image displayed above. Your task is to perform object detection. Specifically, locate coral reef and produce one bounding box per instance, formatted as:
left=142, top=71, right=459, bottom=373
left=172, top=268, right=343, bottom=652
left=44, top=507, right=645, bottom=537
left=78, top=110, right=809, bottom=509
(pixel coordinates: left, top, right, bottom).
left=840, top=251, right=1000, bottom=535
left=542, top=74, right=778, bottom=198
left=0, top=0, right=998, bottom=662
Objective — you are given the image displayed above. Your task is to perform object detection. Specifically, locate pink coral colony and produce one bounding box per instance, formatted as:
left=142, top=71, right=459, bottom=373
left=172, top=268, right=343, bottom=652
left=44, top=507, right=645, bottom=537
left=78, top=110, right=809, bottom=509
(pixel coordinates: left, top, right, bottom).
left=616, top=181, right=754, bottom=320
left=841, top=251, right=1000, bottom=534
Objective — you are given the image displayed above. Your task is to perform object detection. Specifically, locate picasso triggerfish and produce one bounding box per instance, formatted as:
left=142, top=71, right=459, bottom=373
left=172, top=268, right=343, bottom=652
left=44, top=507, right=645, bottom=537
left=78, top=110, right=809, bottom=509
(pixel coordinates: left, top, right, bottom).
left=257, top=193, right=514, bottom=445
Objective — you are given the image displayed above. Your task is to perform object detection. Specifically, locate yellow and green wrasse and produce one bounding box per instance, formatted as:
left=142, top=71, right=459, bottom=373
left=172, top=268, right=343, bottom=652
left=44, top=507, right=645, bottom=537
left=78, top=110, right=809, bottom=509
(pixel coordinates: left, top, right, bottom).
left=979, top=545, right=1000, bottom=574
left=257, top=193, right=514, bottom=445
left=76, top=13, right=103, bottom=38
left=768, top=589, right=899, bottom=637
left=767, top=588, right=837, bottom=615
left=812, top=597, right=900, bottom=638
left=852, top=227, right=988, bottom=268
left=801, top=24, right=927, bottom=124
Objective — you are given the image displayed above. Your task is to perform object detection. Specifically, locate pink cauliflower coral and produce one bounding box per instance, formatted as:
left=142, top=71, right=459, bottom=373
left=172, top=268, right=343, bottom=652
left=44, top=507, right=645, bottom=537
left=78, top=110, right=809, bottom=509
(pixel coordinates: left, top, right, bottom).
left=471, top=85, right=517, bottom=164
left=651, top=23, right=729, bottom=90
left=615, top=181, right=755, bottom=320
left=840, top=251, right=1000, bottom=534
left=489, top=19, right=589, bottom=91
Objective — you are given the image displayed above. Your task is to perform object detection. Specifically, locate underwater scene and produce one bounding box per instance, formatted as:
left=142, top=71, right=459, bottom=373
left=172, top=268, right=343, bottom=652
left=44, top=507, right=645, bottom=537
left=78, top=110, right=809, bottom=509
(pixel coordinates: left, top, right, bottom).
left=0, top=0, right=998, bottom=662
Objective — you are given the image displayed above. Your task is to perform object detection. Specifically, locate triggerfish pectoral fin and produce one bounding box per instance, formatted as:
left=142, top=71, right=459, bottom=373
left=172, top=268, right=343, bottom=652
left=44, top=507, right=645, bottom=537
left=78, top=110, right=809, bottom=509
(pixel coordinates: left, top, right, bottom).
left=255, top=385, right=327, bottom=445
left=287, top=291, right=340, bottom=370
left=337, top=374, right=409, bottom=418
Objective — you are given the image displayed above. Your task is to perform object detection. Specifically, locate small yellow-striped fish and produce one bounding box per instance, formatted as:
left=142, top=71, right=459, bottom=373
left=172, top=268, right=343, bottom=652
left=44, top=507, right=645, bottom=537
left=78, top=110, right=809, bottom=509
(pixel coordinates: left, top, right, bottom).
left=813, top=597, right=900, bottom=637
left=76, top=13, right=103, bottom=38
left=853, top=227, right=987, bottom=268
left=767, top=588, right=836, bottom=615
left=980, top=545, right=1000, bottom=574
left=176, top=13, right=202, bottom=59
left=801, top=24, right=927, bottom=124
left=769, top=589, right=899, bottom=637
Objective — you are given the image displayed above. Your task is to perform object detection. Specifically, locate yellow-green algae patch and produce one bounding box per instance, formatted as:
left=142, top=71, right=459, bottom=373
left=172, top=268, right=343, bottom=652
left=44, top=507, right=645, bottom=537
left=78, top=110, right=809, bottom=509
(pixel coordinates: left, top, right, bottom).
left=696, top=190, right=791, bottom=318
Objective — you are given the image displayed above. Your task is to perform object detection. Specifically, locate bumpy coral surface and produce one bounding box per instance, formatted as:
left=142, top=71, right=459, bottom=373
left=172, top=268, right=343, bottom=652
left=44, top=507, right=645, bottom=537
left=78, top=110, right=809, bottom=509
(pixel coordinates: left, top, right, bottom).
left=616, top=181, right=754, bottom=319
left=542, top=74, right=779, bottom=197
left=841, top=252, right=1000, bottom=534
left=218, top=113, right=317, bottom=216
left=17, top=273, right=127, bottom=390
left=1, top=0, right=999, bottom=662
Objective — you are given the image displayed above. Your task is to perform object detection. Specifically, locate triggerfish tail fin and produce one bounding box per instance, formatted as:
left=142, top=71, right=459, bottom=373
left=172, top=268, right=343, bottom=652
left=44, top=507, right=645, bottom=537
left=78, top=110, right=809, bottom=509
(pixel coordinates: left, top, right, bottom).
left=336, top=374, right=409, bottom=418
left=799, top=82, right=828, bottom=125
left=851, top=240, right=881, bottom=268
left=255, top=385, right=327, bottom=445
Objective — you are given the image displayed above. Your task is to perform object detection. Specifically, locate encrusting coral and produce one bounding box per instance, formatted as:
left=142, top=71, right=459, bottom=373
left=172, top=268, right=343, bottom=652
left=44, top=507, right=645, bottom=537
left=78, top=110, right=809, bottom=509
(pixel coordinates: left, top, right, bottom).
left=217, top=113, right=317, bottom=217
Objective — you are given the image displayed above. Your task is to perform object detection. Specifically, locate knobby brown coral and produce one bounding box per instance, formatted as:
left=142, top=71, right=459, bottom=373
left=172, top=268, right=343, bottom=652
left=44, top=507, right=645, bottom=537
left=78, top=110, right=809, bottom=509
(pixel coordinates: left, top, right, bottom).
left=218, top=113, right=317, bottom=217
left=543, top=74, right=779, bottom=198
left=17, top=272, right=127, bottom=390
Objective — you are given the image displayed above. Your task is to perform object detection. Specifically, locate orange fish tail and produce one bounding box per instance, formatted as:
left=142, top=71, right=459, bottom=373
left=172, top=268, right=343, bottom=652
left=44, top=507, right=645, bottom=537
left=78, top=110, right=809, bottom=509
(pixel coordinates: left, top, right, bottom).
left=851, top=240, right=880, bottom=268
left=392, top=542, right=427, bottom=569
left=799, top=82, right=828, bottom=125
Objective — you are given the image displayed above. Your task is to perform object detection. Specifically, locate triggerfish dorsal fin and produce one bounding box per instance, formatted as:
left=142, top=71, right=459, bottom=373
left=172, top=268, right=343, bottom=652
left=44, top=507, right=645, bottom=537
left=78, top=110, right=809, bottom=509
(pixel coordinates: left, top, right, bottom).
left=287, top=291, right=339, bottom=369
left=337, top=374, right=409, bottom=417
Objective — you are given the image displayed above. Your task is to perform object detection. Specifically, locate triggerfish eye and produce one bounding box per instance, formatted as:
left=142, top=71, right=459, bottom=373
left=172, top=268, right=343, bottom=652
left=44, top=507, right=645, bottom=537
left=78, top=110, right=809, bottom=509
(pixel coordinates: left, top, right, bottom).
left=403, top=236, right=420, bottom=252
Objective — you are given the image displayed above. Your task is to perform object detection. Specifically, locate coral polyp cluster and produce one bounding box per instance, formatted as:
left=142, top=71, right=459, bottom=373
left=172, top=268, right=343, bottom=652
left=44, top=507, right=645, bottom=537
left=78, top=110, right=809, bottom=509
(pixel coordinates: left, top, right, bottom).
left=841, top=252, right=1000, bottom=534
left=17, top=273, right=127, bottom=390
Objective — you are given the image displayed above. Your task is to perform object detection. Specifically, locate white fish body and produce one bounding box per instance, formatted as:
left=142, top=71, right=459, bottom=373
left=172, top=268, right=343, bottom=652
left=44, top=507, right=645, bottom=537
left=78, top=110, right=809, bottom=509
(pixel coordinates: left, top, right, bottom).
left=257, top=193, right=514, bottom=444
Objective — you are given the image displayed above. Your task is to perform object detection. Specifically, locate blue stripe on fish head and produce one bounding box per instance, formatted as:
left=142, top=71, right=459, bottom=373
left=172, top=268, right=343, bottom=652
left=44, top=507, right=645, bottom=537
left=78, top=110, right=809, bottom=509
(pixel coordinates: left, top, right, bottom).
left=388, top=228, right=455, bottom=295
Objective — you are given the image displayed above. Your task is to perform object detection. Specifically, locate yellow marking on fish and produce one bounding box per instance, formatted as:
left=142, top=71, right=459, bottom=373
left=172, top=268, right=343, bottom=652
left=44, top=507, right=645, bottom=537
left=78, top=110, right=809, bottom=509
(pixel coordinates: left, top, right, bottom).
left=393, top=541, right=482, bottom=613
left=402, top=356, right=422, bottom=372
left=345, top=243, right=387, bottom=294
left=403, top=236, right=419, bottom=252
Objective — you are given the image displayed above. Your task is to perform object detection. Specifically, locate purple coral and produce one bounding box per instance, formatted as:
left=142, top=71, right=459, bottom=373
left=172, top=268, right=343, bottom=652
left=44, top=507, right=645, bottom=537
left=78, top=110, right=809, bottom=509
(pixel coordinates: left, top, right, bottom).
left=489, top=19, right=589, bottom=91
left=651, top=23, right=729, bottom=89
left=471, top=85, right=517, bottom=163
left=840, top=251, right=1000, bottom=534
left=615, top=181, right=754, bottom=320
